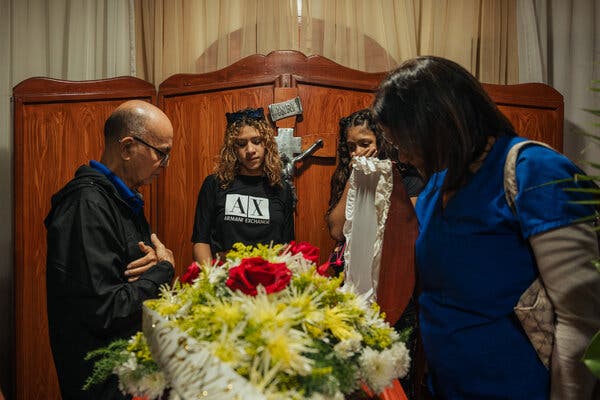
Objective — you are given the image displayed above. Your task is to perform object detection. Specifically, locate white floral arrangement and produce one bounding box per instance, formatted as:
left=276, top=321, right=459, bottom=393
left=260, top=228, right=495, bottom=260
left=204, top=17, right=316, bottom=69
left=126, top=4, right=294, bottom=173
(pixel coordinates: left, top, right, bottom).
left=84, top=242, right=410, bottom=400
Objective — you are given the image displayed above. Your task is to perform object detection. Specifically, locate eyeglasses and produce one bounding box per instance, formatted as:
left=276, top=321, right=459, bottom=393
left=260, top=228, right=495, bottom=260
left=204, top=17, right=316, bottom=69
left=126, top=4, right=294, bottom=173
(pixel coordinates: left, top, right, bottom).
left=132, top=136, right=170, bottom=166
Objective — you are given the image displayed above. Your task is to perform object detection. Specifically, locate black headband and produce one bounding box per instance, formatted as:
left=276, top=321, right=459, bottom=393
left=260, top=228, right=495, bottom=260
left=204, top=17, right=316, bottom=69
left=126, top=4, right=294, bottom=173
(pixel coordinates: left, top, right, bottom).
left=225, top=107, right=265, bottom=125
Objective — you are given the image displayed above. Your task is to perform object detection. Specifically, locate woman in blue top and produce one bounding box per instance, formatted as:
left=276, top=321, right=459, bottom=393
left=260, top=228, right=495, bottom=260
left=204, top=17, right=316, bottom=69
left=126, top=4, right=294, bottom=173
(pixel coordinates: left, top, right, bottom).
left=372, top=56, right=600, bottom=399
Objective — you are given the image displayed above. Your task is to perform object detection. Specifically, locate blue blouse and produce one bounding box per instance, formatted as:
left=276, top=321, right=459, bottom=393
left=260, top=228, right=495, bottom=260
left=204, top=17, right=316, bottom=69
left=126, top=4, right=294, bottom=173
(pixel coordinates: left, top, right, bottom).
left=415, top=135, right=594, bottom=399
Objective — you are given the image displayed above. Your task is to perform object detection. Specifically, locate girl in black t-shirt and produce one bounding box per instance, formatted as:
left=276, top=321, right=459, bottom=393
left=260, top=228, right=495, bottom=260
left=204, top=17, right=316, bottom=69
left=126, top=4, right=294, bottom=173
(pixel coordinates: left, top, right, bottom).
left=192, top=108, right=294, bottom=265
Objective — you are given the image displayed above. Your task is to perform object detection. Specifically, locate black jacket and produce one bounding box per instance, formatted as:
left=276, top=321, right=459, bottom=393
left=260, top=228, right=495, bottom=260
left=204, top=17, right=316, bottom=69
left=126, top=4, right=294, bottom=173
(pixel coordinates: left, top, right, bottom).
left=45, top=165, right=174, bottom=399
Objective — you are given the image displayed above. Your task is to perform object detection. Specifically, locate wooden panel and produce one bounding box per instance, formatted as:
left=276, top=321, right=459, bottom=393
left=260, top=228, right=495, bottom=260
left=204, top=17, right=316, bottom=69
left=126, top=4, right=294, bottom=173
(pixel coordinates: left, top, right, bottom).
left=498, top=105, right=562, bottom=147
left=159, top=50, right=385, bottom=95
left=378, top=169, right=418, bottom=326
left=484, top=83, right=564, bottom=151
left=13, top=77, right=156, bottom=400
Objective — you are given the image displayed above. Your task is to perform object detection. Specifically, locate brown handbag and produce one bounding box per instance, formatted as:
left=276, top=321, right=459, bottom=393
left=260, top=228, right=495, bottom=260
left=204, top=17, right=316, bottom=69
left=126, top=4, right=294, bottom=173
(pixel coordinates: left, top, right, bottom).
left=504, top=140, right=556, bottom=369
left=512, top=279, right=555, bottom=368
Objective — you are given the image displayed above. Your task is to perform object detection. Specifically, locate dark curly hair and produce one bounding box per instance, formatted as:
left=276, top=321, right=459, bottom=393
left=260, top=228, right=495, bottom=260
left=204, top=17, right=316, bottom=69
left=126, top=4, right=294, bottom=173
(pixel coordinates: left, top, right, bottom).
left=215, top=109, right=282, bottom=189
left=326, top=108, right=403, bottom=214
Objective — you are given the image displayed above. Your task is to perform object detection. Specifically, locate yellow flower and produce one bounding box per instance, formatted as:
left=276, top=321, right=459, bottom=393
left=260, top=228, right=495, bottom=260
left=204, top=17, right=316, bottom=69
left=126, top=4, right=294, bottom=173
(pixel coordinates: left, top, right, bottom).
left=226, top=242, right=284, bottom=261
left=210, top=300, right=245, bottom=330
left=324, top=306, right=362, bottom=342
left=243, top=290, right=301, bottom=331
left=126, top=332, right=154, bottom=363
left=262, top=328, right=314, bottom=375
left=210, top=325, right=248, bottom=366
left=362, top=325, right=396, bottom=349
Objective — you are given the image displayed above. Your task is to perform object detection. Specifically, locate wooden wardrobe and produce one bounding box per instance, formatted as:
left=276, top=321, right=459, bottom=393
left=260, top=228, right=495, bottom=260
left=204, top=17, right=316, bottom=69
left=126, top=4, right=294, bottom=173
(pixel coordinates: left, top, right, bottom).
left=13, top=51, right=563, bottom=399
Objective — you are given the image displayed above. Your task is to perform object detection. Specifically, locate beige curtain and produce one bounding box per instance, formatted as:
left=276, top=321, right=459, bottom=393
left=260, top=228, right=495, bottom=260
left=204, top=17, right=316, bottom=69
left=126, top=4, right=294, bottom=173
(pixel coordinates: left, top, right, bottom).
left=1, top=0, right=135, bottom=395
left=136, top=0, right=517, bottom=85
left=300, top=0, right=518, bottom=82
left=10, top=0, right=134, bottom=82
left=518, top=0, right=600, bottom=171
left=135, top=0, right=299, bottom=84
left=479, top=0, right=518, bottom=83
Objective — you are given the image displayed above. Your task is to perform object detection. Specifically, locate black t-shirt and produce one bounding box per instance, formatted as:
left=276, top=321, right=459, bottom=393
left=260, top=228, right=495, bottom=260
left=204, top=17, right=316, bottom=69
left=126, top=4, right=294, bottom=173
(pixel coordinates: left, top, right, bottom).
left=192, top=174, right=295, bottom=255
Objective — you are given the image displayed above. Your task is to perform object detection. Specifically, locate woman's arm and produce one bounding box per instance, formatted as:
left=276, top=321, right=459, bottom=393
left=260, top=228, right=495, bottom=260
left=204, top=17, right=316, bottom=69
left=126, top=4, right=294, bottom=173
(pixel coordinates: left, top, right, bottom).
left=191, top=176, right=216, bottom=266
left=192, top=242, right=213, bottom=267
left=529, top=222, right=600, bottom=399
left=327, top=181, right=350, bottom=241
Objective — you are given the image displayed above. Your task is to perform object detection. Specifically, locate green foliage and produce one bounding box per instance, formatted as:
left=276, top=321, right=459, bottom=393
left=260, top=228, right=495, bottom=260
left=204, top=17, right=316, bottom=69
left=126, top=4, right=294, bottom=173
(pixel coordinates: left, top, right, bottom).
left=83, top=334, right=162, bottom=393
left=82, top=339, right=130, bottom=390
left=582, top=78, right=600, bottom=377
left=396, top=326, right=413, bottom=344
left=584, top=332, right=600, bottom=378
left=296, top=339, right=360, bottom=397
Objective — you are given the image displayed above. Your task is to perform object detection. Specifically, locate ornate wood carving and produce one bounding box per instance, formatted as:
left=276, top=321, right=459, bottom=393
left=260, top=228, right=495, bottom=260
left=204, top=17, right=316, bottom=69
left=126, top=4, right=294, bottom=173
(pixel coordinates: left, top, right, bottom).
left=157, top=51, right=386, bottom=278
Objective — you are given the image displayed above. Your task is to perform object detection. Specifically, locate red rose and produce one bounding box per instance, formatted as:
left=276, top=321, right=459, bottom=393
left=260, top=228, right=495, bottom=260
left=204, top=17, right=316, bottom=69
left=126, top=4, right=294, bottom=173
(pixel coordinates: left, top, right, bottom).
left=180, top=262, right=200, bottom=284
left=288, top=241, right=320, bottom=264
left=226, top=257, right=292, bottom=296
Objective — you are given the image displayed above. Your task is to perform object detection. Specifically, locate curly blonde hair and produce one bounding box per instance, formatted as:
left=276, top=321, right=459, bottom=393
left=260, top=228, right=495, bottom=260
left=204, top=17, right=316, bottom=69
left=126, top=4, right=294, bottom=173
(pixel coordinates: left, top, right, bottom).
left=215, top=117, right=282, bottom=188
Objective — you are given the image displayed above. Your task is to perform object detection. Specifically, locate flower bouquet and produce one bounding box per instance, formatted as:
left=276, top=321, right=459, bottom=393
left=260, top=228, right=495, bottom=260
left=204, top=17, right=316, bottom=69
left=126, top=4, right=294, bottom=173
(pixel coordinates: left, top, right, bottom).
left=84, top=242, right=410, bottom=399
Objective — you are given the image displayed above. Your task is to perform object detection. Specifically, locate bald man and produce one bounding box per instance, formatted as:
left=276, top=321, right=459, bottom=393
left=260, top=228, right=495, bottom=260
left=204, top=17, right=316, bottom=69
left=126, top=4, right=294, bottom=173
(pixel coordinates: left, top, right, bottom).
left=45, top=100, right=175, bottom=399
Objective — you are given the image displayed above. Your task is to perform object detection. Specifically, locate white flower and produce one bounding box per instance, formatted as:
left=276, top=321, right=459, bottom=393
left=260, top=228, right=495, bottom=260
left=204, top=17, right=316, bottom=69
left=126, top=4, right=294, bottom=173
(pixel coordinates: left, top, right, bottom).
left=137, top=372, right=168, bottom=399
left=390, top=341, right=411, bottom=378
left=275, top=250, right=314, bottom=274
left=114, top=352, right=137, bottom=374
left=117, top=369, right=167, bottom=400
left=308, top=391, right=344, bottom=400
left=264, top=389, right=307, bottom=400
left=333, top=338, right=362, bottom=359
left=359, top=347, right=397, bottom=394
left=168, top=391, right=183, bottom=400
left=113, top=353, right=167, bottom=399
left=205, top=262, right=228, bottom=285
